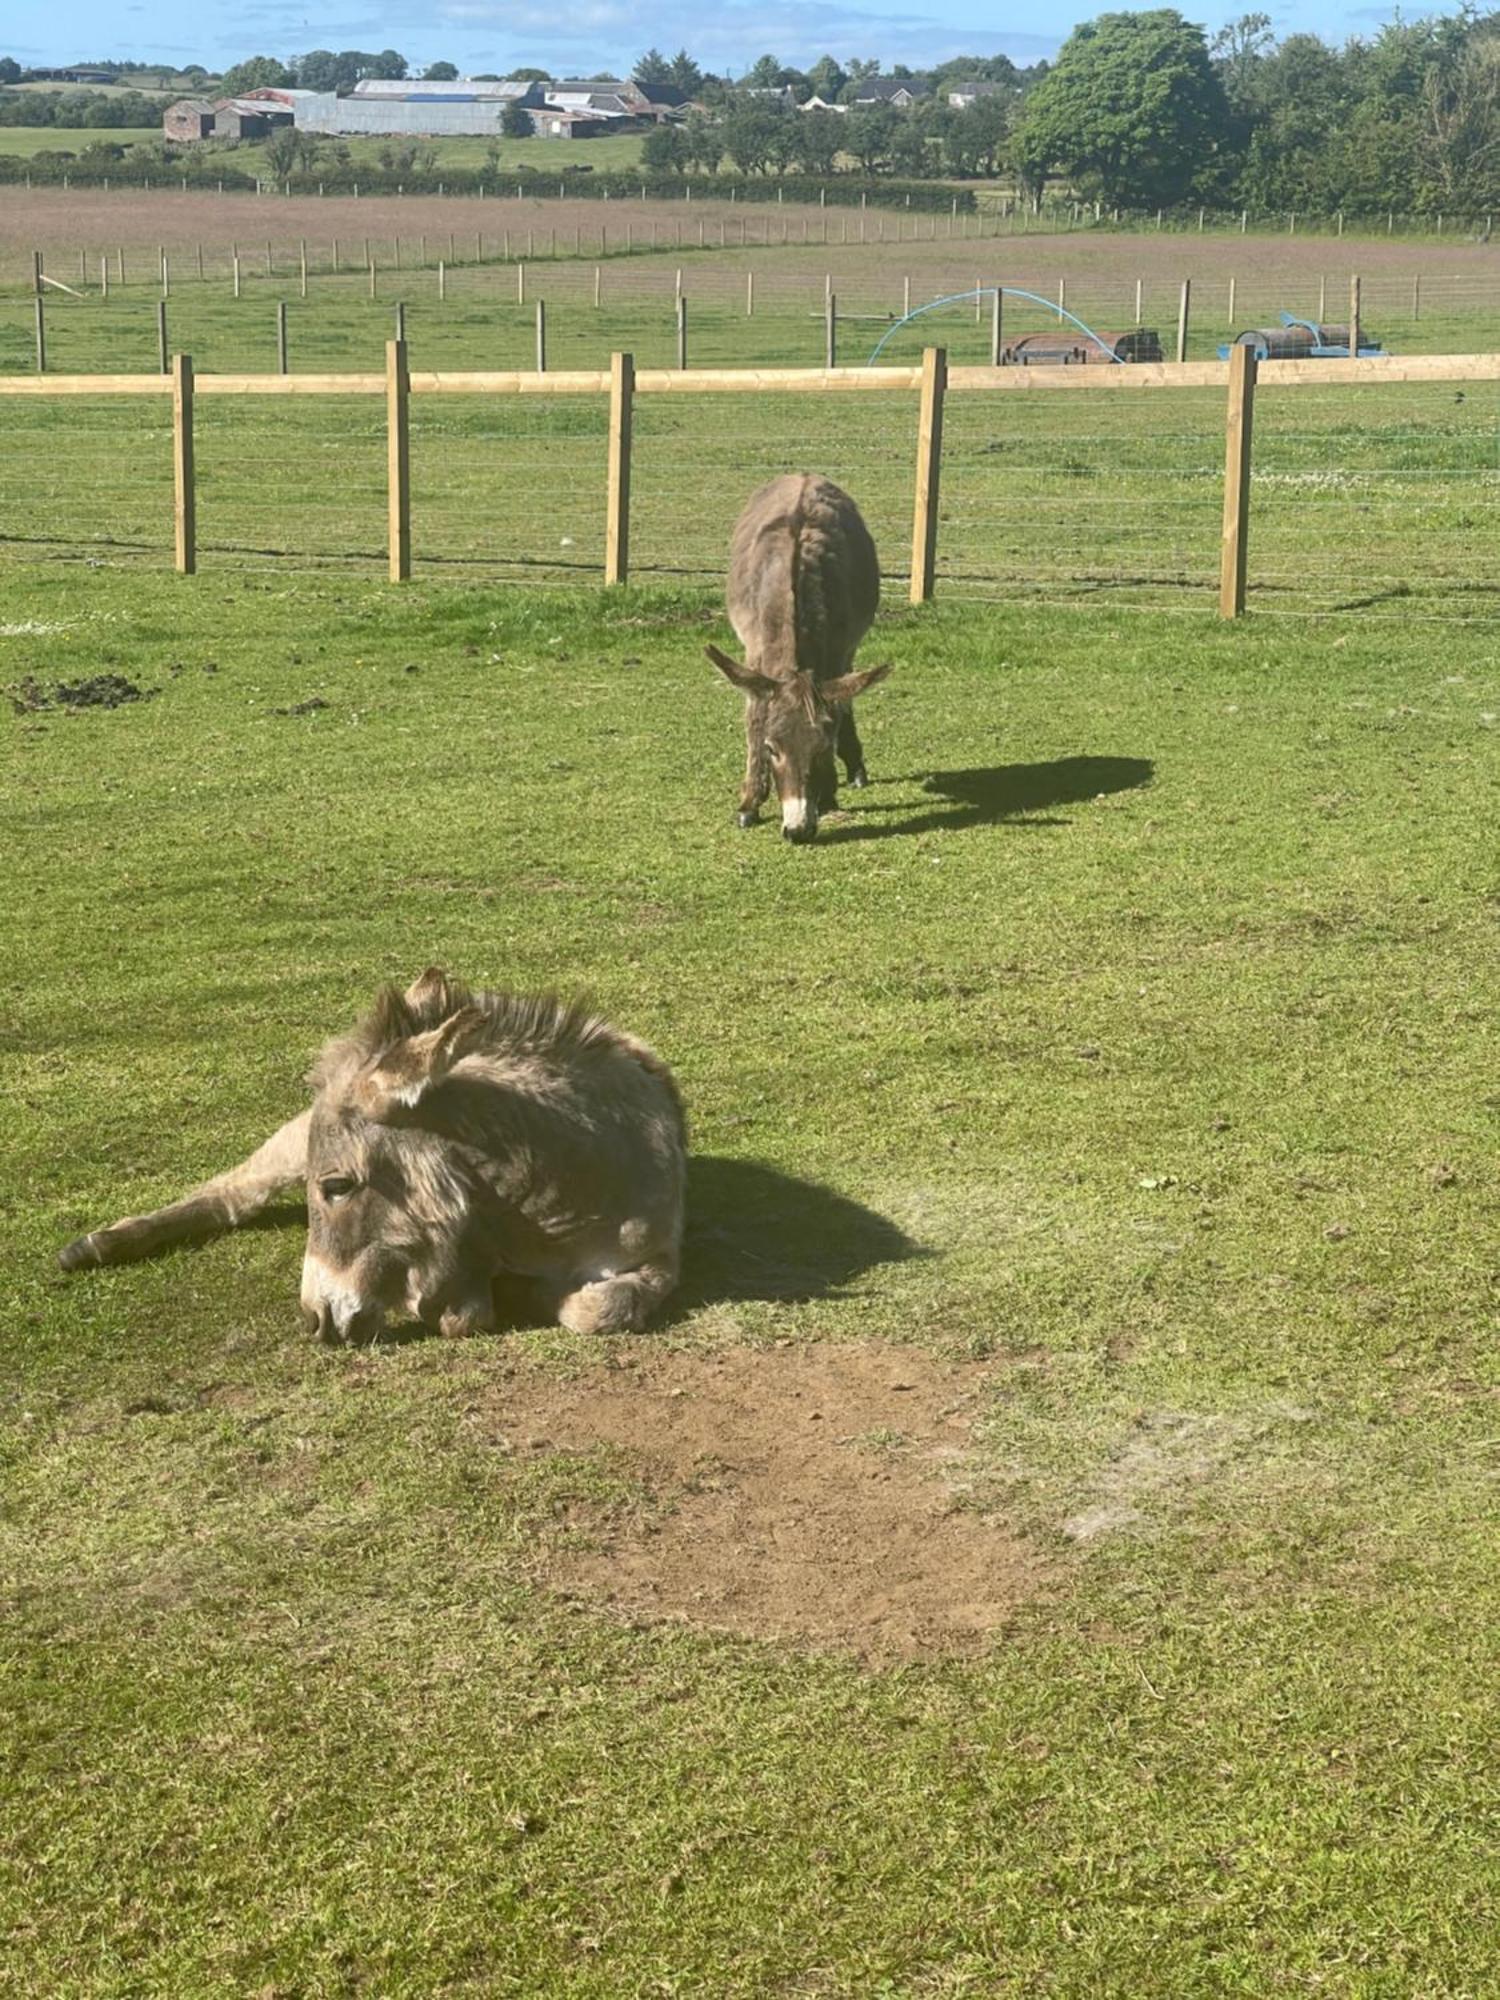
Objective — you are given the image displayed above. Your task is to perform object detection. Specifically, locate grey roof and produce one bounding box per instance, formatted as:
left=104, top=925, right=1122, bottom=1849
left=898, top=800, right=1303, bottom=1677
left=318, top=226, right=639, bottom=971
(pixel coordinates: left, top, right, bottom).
left=851, top=78, right=929, bottom=100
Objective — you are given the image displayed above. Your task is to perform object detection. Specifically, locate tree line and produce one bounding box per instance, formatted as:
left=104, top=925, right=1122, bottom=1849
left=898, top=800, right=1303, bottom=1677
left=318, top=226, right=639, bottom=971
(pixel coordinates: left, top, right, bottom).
left=7, top=8, right=1500, bottom=216
left=636, top=9, right=1500, bottom=213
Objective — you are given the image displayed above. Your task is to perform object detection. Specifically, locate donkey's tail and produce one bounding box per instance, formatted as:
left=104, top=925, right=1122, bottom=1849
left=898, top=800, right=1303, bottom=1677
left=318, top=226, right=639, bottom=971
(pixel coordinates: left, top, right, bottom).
left=59, top=1110, right=310, bottom=1271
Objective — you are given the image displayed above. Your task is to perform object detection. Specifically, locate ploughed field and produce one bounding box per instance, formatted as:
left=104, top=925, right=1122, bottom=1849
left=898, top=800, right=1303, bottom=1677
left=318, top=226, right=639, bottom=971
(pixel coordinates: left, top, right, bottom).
left=2, top=562, right=1498, bottom=1992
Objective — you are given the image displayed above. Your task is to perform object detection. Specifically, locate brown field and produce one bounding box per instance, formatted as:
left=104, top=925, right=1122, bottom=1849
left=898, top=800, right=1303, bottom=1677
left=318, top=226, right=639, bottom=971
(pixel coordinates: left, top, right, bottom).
left=6, top=187, right=1500, bottom=345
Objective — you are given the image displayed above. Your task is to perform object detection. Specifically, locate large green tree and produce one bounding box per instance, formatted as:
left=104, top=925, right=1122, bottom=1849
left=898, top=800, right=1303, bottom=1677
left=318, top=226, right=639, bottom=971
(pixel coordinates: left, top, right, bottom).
left=1015, top=10, right=1230, bottom=206
left=220, top=55, right=295, bottom=95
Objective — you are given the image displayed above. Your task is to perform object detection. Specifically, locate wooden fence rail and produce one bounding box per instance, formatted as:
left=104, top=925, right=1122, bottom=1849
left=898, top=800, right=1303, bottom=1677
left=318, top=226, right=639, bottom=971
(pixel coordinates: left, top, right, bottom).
left=3, top=347, right=1498, bottom=613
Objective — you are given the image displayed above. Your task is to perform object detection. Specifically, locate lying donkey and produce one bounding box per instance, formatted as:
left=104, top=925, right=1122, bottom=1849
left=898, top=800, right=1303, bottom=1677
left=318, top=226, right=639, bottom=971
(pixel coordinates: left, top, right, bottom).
left=708, top=472, right=891, bottom=844
left=60, top=969, right=686, bottom=1341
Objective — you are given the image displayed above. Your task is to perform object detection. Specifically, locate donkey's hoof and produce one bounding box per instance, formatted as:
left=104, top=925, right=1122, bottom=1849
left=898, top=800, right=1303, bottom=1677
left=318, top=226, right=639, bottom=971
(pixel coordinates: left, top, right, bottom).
left=849, top=768, right=869, bottom=790
left=737, top=810, right=760, bottom=829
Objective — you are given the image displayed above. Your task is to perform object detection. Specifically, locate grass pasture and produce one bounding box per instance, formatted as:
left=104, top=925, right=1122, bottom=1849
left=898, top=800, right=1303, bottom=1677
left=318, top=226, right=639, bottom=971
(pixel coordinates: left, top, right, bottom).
left=2, top=566, right=1498, bottom=1993
left=1, top=316, right=1499, bottom=619
left=0, top=126, right=162, bottom=157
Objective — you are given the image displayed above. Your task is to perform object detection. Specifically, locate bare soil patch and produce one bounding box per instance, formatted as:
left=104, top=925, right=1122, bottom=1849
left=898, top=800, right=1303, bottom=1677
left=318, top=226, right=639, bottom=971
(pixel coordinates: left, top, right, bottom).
left=482, top=1340, right=1042, bottom=1663
left=6, top=671, right=154, bottom=713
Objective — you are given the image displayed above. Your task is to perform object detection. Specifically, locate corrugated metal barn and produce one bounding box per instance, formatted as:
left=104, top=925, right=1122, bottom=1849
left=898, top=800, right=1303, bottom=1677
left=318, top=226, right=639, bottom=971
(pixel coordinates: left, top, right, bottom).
left=296, top=91, right=522, bottom=136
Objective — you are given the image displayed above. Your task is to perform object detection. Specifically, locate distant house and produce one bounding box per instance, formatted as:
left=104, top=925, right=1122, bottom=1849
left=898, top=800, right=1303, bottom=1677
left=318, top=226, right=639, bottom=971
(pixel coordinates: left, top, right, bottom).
left=799, top=94, right=847, bottom=114
left=947, top=80, right=1009, bottom=109
left=163, top=98, right=217, bottom=141
left=848, top=78, right=928, bottom=108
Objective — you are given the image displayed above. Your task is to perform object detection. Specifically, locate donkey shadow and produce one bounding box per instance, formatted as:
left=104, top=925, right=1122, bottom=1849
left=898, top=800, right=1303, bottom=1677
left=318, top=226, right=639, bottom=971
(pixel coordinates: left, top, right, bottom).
left=675, top=1155, right=923, bottom=1311
left=826, top=754, right=1154, bottom=842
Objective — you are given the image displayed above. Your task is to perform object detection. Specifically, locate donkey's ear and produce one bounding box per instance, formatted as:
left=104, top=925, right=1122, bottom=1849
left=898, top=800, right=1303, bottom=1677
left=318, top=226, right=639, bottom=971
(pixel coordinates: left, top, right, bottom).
left=356, top=1006, right=487, bottom=1120
left=822, top=661, right=893, bottom=703
left=706, top=644, right=778, bottom=699
left=403, top=966, right=473, bottom=1025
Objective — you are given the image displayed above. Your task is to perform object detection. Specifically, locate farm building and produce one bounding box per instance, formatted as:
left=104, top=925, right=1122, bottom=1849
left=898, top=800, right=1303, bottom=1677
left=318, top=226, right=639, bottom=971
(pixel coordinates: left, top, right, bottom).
left=163, top=98, right=217, bottom=142
left=161, top=94, right=295, bottom=141
left=214, top=98, right=294, bottom=140
left=528, top=108, right=621, bottom=138
left=294, top=79, right=552, bottom=138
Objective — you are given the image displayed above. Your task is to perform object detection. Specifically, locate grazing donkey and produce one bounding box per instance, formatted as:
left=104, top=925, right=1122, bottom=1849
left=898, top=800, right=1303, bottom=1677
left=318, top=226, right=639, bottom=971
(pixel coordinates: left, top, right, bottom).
left=707, top=473, right=890, bottom=844
left=59, top=970, right=686, bottom=1342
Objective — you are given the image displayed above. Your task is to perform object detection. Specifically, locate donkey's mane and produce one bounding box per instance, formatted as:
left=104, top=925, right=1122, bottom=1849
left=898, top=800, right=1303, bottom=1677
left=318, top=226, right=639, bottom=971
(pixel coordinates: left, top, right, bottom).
left=311, top=971, right=684, bottom=1135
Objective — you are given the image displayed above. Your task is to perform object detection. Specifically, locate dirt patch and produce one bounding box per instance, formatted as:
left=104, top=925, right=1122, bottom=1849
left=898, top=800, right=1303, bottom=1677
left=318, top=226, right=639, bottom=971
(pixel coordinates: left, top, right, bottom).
left=481, top=1341, right=1043, bottom=1663
left=6, top=672, right=154, bottom=714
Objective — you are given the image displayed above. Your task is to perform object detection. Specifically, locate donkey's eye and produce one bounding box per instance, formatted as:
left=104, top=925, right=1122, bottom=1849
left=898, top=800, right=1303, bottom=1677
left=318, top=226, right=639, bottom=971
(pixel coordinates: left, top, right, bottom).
left=319, top=1175, right=359, bottom=1202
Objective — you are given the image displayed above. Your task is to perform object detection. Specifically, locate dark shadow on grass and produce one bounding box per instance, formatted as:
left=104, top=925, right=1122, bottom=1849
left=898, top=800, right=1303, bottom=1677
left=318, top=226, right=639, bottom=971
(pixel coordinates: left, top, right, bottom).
left=822, top=755, right=1153, bottom=842
left=675, top=1155, right=924, bottom=1312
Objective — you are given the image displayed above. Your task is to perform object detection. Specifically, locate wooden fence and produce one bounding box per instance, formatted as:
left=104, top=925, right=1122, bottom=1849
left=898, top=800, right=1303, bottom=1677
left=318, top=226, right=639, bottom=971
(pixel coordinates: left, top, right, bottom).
left=3, top=344, right=1498, bottom=612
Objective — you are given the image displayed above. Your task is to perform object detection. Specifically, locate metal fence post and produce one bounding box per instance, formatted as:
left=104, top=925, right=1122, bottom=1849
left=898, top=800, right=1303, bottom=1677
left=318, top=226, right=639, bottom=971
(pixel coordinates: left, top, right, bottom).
left=825, top=292, right=836, bottom=369
left=157, top=299, right=168, bottom=374
left=34, top=296, right=45, bottom=373
left=605, top=351, right=634, bottom=586
left=386, top=338, right=411, bottom=583
left=1349, top=273, right=1362, bottom=358
left=173, top=353, right=195, bottom=575
left=991, top=286, right=1003, bottom=366
left=277, top=300, right=288, bottom=373
left=536, top=299, right=547, bottom=372
left=1219, top=340, right=1256, bottom=618
left=676, top=294, right=687, bottom=370
left=1176, top=278, right=1191, bottom=363
left=910, top=346, right=947, bottom=606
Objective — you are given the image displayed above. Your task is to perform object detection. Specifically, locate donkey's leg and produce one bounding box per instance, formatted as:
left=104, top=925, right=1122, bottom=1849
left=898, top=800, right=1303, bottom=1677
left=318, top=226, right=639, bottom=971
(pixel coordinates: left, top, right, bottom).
left=59, top=1110, right=310, bottom=1271
left=737, top=699, right=770, bottom=828
left=836, top=703, right=869, bottom=788
left=553, top=1255, right=679, bottom=1335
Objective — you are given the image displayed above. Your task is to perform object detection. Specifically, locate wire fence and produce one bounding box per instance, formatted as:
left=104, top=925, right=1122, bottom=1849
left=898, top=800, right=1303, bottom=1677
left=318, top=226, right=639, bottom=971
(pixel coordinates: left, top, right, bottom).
left=3, top=350, right=1498, bottom=622
left=5, top=259, right=1500, bottom=379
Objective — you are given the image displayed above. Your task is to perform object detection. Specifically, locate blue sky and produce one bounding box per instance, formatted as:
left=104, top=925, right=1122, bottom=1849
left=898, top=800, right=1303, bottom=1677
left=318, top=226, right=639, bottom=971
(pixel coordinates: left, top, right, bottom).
left=7, top=0, right=1416, bottom=81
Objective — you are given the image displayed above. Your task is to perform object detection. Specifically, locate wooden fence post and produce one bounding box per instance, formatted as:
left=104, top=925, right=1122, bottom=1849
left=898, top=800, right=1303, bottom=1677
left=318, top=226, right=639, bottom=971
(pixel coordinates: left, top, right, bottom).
left=34, top=296, right=45, bottom=373
left=746, top=270, right=753, bottom=316
left=1349, top=273, right=1361, bottom=358
left=909, top=346, right=947, bottom=606
left=299, top=238, right=307, bottom=296
left=991, top=286, right=1003, bottom=365
left=676, top=294, right=687, bottom=370
left=173, top=353, right=195, bottom=575
left=1176, top=278, right=1191, bottom=363
left=825, top=292, right=836, bottom=369
left=386, top=338, right=411, bottom=583
left=605, top=351, right=633, bottom=586
left=394, top=300, right=406, bottom=345
left=157, top=299, right=169, bottom=374
left=1219, top=339, right=1256, bottom=618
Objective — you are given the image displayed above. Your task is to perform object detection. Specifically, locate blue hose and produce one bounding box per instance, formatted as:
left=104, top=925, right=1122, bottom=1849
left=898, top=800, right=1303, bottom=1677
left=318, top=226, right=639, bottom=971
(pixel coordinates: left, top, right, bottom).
left=867, top=286, right=1125, bottom=366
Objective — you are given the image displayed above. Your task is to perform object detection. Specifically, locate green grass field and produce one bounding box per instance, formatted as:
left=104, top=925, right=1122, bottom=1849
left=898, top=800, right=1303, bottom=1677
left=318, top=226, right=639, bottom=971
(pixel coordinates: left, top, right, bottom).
left=0, top=126, right=161, bottom=156
left=1, top=279, right=1497, bottom=619
left=3, top=564, right=1498, bottom=1993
